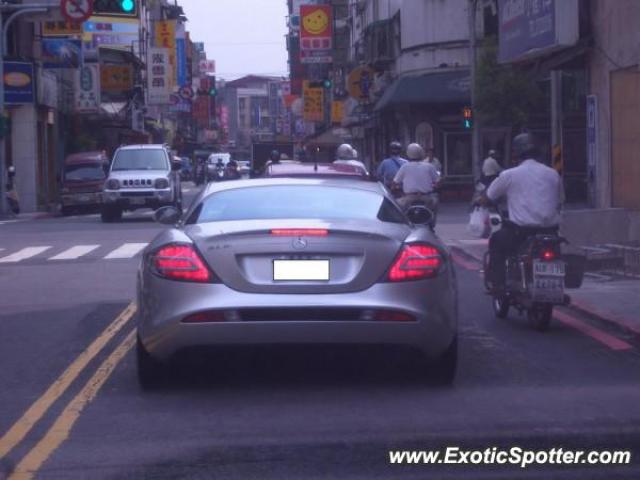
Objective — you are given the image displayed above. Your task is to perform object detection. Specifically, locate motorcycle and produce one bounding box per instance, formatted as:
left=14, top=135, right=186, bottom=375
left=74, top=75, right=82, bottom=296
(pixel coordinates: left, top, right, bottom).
left=5, top=166, right=20, bottom=216
left=483, top=214, right=584, bottom=331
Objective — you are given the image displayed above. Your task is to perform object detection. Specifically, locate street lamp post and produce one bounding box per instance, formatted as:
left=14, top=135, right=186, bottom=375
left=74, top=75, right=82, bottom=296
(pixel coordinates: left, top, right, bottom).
left=468, top=0, right=481, bottom=182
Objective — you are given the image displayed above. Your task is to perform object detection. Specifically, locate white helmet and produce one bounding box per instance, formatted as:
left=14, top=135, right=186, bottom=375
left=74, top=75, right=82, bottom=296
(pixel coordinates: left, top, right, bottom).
left=406, top=143, right=425, bottom=160
left=336, top=143, right=354, bottom=160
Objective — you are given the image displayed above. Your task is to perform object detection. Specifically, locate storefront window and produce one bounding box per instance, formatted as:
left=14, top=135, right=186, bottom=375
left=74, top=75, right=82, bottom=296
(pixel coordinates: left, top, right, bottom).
left=415, top=122, right=433, bottom=149
left=445, top=132, right=472, bottom=176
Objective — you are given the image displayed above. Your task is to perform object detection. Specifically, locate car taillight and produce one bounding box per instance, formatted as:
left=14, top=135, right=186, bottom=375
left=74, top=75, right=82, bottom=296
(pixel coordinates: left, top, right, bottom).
left=373, top=310, right=415, bottom=322
left=182, top=310, right=226, bottom=323
left=105, top=179, right=120, bottom=190
left=270, top=229, right=328, bottom=236
left=541, top=249, right=557, bottom=261
left=151, top=244, right=211, bottom=282
left=388, top=244, right=442, bottom=282
left=155, top=178, right=170, bottom=189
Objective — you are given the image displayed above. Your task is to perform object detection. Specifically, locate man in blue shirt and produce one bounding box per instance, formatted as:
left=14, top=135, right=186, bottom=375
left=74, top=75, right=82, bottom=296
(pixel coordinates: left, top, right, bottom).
left=376, top=141, right=407, bottom=191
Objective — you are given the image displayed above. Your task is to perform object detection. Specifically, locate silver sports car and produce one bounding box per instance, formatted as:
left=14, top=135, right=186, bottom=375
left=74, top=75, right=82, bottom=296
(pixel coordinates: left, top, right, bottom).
left=136, top=178, right=458, bottom=386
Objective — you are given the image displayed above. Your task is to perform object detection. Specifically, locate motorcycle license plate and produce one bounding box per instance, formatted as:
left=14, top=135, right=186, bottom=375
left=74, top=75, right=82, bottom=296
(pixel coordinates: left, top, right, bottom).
left=532, top=260, right=565, bottom=303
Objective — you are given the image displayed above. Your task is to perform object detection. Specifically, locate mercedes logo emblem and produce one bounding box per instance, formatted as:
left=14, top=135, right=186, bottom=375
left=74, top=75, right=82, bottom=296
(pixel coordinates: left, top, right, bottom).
left=292, top=237, right=308, bottom=250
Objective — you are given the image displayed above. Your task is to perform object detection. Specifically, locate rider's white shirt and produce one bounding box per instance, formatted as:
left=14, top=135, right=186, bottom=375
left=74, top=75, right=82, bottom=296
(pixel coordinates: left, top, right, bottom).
left=394, top=161, right=439, bottom=194
left=487, top=159, right=564, bottom=227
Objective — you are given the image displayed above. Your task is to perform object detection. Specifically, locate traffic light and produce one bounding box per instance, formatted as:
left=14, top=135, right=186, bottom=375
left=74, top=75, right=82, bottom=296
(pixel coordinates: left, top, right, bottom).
left=208, top=76, right=217, bottom=97
left=463, top=106, right=473, bottom=129
left=308, top=79, right=332, bottom=89
left=93, top=0, right=138, bottom=17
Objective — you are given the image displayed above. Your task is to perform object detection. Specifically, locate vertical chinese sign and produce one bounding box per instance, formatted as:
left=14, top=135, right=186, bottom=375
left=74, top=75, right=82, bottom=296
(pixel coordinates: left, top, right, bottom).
left=154, top=20, right=176, bottom=86
left=74, top=64, right=100, bottom=112
left=300, top=4, right=333, bottom=64
left=148, top=48, right=171, bottom=105
left=303, top=80, right=323, bottom=121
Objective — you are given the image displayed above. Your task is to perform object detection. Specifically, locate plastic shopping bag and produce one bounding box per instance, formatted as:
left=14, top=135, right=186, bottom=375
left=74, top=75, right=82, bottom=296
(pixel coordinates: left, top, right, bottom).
left=467, top=206, right=490, bottom=238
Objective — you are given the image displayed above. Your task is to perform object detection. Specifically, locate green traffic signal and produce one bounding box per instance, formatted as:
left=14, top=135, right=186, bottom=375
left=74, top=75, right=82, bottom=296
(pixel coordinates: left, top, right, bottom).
left=323, top=79, right=332, bottom=89
left=121, top=0, right=135, bottom=12
left=209, top=88, right=218, bottom=97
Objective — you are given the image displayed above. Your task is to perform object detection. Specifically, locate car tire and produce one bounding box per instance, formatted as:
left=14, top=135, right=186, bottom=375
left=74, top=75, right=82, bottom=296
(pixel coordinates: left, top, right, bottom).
left=426, top=336, right=457, bottom=385
left=61, top=206, right=74, bottom=217
left=493, top=295, right=510, bottom=319
left=136, top=335, right=166, bottom=390
left=101, top=205, right=122, bottom=223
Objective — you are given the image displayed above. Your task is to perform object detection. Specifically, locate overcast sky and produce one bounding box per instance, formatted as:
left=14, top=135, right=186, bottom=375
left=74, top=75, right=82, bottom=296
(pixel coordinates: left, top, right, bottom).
left=178, top=0, right=289, bottom=81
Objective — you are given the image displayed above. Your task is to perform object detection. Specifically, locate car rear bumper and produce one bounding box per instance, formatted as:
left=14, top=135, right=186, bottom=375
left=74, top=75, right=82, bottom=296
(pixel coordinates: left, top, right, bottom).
left=137, top=273, right=457, bottom=361
left=103, top=189, right=175, bottom=209
left=61, top=192, right=102, bottom=207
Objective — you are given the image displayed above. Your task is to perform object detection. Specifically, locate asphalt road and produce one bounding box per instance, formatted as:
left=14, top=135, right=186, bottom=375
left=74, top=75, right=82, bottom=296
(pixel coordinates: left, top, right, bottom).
left=1, top=186, right=640, bottom=479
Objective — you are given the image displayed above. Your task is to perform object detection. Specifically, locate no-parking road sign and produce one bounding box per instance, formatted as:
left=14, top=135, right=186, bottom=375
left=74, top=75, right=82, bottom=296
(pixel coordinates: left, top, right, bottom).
left=61, top=0, right=94, bottom=23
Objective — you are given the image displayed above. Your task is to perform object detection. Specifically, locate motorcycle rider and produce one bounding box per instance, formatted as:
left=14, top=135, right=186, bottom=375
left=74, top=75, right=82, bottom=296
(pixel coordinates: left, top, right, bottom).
left=478, top=133, right=564, bottom=292
left=392, top=143, right=440, bottom=218
left=376, top=141, right=407, bottom=193
left=334, top=143, right=368, bottom=173
left=224, top=160, right=241, bottom=180
left=480, top=149, right=502, bottom=187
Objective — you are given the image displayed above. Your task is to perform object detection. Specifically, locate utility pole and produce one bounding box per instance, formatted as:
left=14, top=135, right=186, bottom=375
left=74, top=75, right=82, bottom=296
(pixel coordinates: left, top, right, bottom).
left=468, top=0, right=481, bottom=182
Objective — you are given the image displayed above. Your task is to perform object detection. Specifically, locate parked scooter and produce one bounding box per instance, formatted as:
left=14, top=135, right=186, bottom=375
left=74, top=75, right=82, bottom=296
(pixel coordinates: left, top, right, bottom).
left=5, top=166, right=19, bottom=216
left=483, top=212, right=584, bottom=331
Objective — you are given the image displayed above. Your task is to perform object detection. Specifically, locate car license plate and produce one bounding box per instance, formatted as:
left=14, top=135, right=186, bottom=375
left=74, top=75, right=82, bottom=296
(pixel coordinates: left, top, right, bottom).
left=532, top=260, right=565, bottom=302
left=273, top=260, right=329, bottom=281
left=79, top=195, right=91, bottom=203
left=130, top=197, right=146, bottom=205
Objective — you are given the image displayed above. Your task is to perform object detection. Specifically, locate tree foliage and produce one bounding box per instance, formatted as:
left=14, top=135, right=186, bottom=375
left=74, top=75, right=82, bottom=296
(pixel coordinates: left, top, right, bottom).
left=475, top=37, right=544, bottom=129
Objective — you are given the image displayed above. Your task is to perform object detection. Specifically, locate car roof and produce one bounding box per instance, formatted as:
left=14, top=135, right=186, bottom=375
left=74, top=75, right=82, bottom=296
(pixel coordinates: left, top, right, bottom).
left=65, top=151, right=108, bottom=164
left=265, top=162, right=368, bottom=178
left=117, top=144, right=167, bottom=151
left=202, top=177, right=385, bottom=197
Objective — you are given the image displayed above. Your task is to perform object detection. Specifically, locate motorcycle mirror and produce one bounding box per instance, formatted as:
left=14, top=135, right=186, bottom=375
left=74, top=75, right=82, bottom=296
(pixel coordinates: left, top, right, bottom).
left=153, top=206, right=181, bottom=225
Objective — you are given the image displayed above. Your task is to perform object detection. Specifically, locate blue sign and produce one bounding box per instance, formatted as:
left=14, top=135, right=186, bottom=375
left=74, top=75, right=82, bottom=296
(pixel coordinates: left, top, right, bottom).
left=4, top=62, right=35, bottom=104
left=498, top=0, right=556, bottom=62
left=42, top=38, right=82, bottom=68
left=176, top=38, right=187, bottom=87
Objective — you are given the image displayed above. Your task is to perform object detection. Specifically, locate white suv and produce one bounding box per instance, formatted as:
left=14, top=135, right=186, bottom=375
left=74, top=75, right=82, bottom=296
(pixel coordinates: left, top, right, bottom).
left=102, top=144, right=182, bottom=222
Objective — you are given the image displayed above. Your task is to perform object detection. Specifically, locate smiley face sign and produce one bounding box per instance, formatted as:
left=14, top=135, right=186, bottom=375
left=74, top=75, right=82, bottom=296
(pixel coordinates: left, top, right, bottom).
left=300, top=5, right=332, bottom=37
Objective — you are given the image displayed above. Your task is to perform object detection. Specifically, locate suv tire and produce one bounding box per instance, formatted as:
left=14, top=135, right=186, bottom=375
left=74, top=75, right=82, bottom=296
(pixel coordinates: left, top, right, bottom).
left=101, top=205, right=122, bottom=223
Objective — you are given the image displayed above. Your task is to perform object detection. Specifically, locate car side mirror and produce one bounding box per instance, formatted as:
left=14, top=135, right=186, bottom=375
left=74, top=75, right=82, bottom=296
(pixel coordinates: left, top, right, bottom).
left=406, top=205, right=433, bottom=225
left=153, top=206, right=181, bottom=225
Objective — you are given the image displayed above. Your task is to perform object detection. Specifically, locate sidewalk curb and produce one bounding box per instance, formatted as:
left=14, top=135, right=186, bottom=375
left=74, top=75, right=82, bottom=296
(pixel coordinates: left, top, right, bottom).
left=449, top=244, right=640, bottom=341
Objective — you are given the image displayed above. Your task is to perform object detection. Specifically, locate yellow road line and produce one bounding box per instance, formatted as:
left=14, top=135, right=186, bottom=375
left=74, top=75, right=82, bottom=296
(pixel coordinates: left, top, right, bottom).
left=9, top=330, right=136, bottom=480
left=0, top=302, right=136, bottom=460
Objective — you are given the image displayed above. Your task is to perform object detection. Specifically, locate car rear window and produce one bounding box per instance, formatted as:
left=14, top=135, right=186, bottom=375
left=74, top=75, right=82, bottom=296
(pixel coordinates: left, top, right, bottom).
left=111, top=149, right=168, bottom=171
left=187, top=185, right=406, bottom=224
left=64, top=164, right=106, bottom=181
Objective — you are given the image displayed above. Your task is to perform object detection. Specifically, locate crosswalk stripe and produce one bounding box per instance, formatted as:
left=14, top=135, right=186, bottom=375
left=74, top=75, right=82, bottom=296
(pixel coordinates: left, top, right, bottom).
left=48, top=245, right=100, bottom=261
left=103, top=243, right=148, bottom=259
left=0, top=246, right=52, bottom=263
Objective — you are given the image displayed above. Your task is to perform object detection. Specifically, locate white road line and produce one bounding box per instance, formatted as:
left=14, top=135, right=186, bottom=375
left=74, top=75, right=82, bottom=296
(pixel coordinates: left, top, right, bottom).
left=103, top=243, right=148, bottom=259
left=0, top=246, right=52, bottom=263
left=48, top=245, right=101, bottom=261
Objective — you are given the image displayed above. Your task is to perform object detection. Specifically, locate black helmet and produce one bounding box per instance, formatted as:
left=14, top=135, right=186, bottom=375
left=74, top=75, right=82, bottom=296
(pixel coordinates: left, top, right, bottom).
left=270, top=149, right=280, bottom=162
left=512, top=133, right=539, bottom=160
left=389, top=141, right=402, bottom=154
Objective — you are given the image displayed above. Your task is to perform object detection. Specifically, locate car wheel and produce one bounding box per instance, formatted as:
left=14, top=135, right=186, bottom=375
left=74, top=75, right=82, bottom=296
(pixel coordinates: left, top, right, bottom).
left=426, top=336, right=457, bottom=385
left=528, top=304, right=553, bottom=332
left=101, top=206, right=114, bottom=222
left=493, top=295, right=510, bottom=319
left=61, top=206, right=74, bottom=217
left=136, top=335, right=165, bottom=390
